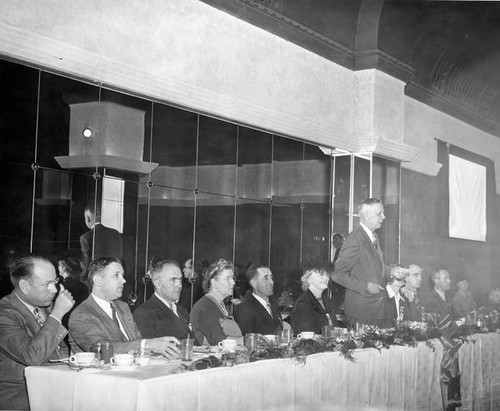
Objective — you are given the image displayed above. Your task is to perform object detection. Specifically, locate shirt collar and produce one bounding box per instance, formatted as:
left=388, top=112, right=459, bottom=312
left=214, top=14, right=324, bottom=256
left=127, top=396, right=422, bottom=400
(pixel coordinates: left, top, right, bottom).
left=435, top=289, right=447, bottom=301
left=252, top=292, right=270, bottom=309
left=92, top=293, right=113, bottom=318
left=386, top=285, right=402, bottom=300
left=155, top=292, right=177, bottom=308
left=360, top=223, right=374, bottom=241
left=15, top=291, right=39, bottom=314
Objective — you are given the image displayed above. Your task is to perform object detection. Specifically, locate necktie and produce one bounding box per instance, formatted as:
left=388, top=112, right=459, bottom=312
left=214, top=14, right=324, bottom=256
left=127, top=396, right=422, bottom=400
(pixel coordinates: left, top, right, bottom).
left=372, top=233, right=383, bottom=262
left=266, top=301, right=273, bottom=318
left=33, top=307, right=45, bottom=327
left=110, top=303, right=120, bottom=328
left=170, top=302, right=179, bottom=317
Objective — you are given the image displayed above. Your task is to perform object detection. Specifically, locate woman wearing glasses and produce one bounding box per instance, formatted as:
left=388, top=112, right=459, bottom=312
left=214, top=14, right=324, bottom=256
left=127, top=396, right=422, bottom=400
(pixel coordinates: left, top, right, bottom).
left=190, top=259, right=242, bottom=345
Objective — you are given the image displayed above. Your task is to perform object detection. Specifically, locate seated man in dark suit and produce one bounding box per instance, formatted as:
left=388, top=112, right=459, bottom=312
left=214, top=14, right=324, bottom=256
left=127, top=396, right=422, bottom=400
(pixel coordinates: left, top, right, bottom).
left=402, top=264, right=424, bottom=321
left=425, top=268, right=464, bottom=328
left=425, top=268, right=455, bottom=320
left=0, top=254, right=75, bottom=410
left=69, top=257, right=180, bottom=358
left=382, top=266, right=409, bottom=328
left=133, top=260, right=193, bottom=340
left=234, top=263, right=283, bottom=335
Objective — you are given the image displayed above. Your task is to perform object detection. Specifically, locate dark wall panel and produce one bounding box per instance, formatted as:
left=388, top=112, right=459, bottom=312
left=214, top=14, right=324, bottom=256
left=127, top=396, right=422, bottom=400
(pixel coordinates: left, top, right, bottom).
left=400, top=168, right=496, bottom=306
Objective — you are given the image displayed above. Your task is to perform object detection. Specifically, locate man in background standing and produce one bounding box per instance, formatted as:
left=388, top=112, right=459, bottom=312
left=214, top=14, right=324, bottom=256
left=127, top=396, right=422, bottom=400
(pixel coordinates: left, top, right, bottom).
left=80, top=202, right=123, bottom=279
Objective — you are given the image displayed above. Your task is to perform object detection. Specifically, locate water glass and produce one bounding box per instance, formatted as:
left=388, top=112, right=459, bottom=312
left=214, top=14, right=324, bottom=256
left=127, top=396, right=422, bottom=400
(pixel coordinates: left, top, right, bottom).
left=279, top=329, right=293, bottom=344
left=244, top=333, right=259, bottom=350
left=321, top=325, right=331, bottom=338
left=180, top=338, right=194, bottom=361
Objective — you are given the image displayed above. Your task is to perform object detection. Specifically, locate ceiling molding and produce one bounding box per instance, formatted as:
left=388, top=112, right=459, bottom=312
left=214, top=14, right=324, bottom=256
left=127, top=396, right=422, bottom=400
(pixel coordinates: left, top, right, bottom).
left=405, top=82, right=500, bottom=138
left=55, top=155, right=158, bottom=175
left=401, top=158, right=442, bottom=177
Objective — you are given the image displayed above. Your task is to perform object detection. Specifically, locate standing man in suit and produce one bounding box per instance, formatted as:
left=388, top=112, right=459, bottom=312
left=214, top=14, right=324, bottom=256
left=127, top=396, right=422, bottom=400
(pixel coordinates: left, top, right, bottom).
left=0, top=254, right=74, bottom=410
left=133, top=260, right=193, bottom=340
left=80, top=203, right=123, bottom=279
left=234, top=263, right=283, bottom=335
left=332, top=198, right=392, bottom=327
left=69, top=257, right=180, bottom=358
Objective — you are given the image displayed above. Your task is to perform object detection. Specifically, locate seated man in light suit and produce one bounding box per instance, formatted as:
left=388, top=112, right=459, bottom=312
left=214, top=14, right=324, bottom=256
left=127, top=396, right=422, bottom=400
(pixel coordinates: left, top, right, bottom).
left=234, top=263, right=283, bottom=335
left=69, top=257, right=180, bottom=358
left=0, top=254, right=75, bottom=410
left=133, top=260, right=193, bottom=340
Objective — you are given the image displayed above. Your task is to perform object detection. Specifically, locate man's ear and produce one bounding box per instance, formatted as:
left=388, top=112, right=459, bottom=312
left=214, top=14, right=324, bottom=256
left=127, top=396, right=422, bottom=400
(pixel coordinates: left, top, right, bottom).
left=93, top=275, right=101, bottom=287
left=19, top=278, right=30, bottom=294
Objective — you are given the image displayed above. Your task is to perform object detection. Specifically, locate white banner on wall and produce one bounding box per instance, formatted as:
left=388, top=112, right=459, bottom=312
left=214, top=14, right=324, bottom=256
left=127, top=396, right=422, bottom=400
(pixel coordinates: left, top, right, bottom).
left=449, top=154, right=486, bottom=241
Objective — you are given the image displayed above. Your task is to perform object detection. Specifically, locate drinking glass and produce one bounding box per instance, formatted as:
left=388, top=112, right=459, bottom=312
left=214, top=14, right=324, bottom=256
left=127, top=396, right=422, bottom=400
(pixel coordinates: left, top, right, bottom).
left=181, top=339, right=194, bottom=361
left=279, top=329, right=293, bottom=344
left=244, top=333, right=259, bottom=350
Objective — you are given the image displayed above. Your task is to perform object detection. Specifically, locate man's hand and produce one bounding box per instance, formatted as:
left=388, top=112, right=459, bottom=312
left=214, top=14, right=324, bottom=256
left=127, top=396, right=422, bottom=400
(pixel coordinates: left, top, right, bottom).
left=366, top=282, right=383, bottom=294
left=50, top=284, right=75, bottom=320
left=145, top=336, right=181, bottom=359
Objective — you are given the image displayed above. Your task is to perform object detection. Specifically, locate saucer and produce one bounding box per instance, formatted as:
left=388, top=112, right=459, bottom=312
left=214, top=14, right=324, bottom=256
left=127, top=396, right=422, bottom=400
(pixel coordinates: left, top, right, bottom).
left=109, top=364, right=139, bottom=371
left=68, top=361, right=101, bottom=371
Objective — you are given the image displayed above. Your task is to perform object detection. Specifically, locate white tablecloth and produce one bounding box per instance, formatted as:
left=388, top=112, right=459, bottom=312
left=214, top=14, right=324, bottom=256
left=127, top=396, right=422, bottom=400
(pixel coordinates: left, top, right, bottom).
left=25, top=334, right=499, bottom=411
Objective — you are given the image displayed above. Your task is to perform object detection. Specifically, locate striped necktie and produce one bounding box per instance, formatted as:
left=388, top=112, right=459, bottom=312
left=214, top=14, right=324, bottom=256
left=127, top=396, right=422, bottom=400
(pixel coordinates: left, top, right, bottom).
left=33, top=307, right=45, bottom=327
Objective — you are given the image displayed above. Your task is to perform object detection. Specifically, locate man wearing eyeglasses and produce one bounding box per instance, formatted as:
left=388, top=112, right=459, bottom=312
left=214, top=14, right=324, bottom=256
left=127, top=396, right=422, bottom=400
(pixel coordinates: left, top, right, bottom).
left=133, top=260, right=193, bottom=340
left=0, top=254, right=75, bottom=410
left=69, top=257, right=180, bottom=359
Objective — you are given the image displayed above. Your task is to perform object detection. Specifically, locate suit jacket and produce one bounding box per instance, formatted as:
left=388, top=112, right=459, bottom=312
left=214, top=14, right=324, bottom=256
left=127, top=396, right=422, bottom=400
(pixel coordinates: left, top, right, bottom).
left=69, top=294, right=141, bottom=354
left=234, top=293, right=283, bottom=335
left=80, top=223, right=123, bottom=271
left=0, top=291, right=67, bottom=410
left=425, top=289, right=455, bottom=320
left=290, top=289, right=337, bottom=334
left=332, top=225, right=389, bottom=321
left=133, top=294, right=192, bottom=340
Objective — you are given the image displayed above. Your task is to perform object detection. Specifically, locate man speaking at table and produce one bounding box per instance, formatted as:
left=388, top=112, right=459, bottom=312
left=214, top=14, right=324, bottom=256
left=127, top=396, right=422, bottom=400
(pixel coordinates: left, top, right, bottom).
left=0, top=254, right=75, bottom=410
left=69, top=257, right=180, bottom=358
left=332, top=198, right=392, bottom=327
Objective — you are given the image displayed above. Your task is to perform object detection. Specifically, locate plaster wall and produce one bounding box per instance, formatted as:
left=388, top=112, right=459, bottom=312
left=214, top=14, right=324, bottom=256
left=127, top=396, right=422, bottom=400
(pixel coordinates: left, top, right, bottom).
left=404, top=97, right=500, bottom=192
left=0, top=0, right=355, bottom=150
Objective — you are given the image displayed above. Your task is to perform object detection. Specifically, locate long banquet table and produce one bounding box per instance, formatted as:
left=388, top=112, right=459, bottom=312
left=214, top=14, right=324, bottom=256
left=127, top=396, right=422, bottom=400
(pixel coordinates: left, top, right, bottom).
left=25, top=333, right=500, bottom=411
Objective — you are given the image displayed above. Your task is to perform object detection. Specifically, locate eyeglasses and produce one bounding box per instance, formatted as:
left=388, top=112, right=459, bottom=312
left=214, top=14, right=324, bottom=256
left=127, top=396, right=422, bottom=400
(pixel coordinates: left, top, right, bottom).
left=49, top=277, right=60, bottom=287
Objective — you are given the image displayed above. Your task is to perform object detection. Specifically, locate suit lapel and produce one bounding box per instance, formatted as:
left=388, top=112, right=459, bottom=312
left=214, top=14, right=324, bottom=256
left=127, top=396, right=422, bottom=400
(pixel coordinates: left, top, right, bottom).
left=87, top=297, right=126, bottom=341
left=152, top=295, right=191, bottom=334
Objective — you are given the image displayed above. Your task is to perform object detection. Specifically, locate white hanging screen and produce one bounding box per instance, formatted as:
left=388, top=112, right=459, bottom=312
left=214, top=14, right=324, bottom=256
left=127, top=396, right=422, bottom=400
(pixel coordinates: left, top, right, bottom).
left=101, top=176, right=124, bottom=233
left=449, top=154, right=486, bottom=241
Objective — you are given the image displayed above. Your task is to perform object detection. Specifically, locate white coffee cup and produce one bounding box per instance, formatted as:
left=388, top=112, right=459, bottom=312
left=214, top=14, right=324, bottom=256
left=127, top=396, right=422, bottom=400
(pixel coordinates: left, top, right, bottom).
left=135, top=355, right=151, bottom=367
left=111, top=353, right=134, bottom=366
left=69, top=352, right=95, bottom=366
left=218, top=338, right=237, bottom=351
left=297, top=331, right=315, bottom=339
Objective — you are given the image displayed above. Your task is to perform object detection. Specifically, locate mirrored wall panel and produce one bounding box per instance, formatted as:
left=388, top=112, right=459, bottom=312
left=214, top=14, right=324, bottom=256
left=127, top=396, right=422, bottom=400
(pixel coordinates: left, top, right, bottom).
left=0, top=58, right=401, bottom=304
